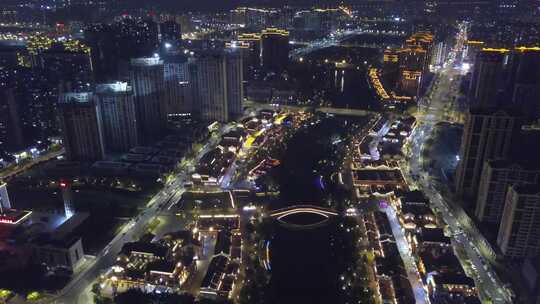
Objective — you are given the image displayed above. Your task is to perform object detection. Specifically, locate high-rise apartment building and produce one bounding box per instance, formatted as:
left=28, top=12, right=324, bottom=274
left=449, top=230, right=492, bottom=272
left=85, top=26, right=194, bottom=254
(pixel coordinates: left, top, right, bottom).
left=35, top=41, right=94, bottom=92
left=260, top=28, right=289, bottom=72
left=397, top=47, right=427, bottom=98
left=190, top=50, right=243, bottom=122
left=506, top=47, right=540, bottom=122
left=0, top=44, right=27, bottom=69
left=162, top=54, right=192, bottom=117
left=130, top=57, right=167, bottom=144
left=226, top=49, right=244, bottom=119
left=58, top=92, right=105, bottom=161
left=497, top=184, right=540, bottom=258
left=475, top=159, right=540, bottom=227
left=85, top=18, right=159, bottom=81
left=457, top=47, right=540, bottom=207
left=379, top=31, right=434, bottom=99
left=95, top=82, right=138, bottom=153
left=236, top=33, right=262, bottom=79
left=293, top=9, right=338, bottom=33
left=464, top=40, right=485, bottom=63
left=0, top=88, right=24, bottom=152
left=230, top=7, right=284, bottom=30
left=0, top=183, right=12, bottom=212
left=431, top=40, right=449, bottom=67
left=405, top=31, right=434, bottom=74
left=84, top=24, right=119, bottom=81
left=455, top=108, right=520, bottom=201
left=190, top=52, right=228, bottom=122
left=116, top=18, right=159, bottom=57
left=160, top=20, right=182, bottom=48
left=237, top=33, right=261, bottom=68
left=1, top=67, right=60, bottom=146
left=381, top=49, right=400, bottom=91
left=469, top=49, right=508, bottom=109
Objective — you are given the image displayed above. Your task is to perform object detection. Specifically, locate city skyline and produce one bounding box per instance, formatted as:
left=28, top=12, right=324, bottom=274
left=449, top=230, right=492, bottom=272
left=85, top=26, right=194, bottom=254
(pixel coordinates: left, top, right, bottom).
left=0, top=1, right=539, bottom=304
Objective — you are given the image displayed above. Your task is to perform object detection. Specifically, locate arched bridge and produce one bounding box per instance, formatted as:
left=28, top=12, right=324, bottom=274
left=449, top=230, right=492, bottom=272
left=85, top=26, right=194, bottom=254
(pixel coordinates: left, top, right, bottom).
left=270, top=205, right=338, bottom=229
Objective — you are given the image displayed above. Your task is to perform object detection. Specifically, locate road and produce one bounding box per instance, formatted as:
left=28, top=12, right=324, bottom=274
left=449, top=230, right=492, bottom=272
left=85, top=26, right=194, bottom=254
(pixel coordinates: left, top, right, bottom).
left=402, top=28, right=514, bottom=303
left=0, top=148, right=64, bottom=180
left=383, top=206, right=430, bottom=304
left=53, top=125, right=234, bottom=304
left=244, top=100, right=374, bottom=117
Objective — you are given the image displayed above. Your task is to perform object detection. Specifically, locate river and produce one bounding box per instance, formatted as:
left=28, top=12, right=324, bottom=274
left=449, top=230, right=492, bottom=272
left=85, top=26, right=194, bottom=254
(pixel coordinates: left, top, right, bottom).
left=266, top=116, right=361, bottom=304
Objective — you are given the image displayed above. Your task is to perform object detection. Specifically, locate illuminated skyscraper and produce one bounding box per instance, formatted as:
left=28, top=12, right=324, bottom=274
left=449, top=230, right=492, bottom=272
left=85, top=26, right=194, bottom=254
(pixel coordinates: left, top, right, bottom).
left=405, top=31, right=434, bottom=74
left=95, top=82, right=139, bottom=152
left=58, top=92, right=105, bottom=161
left=130, top=57, right=167, bottom=144
left=397, top=47, right=426, bottom=98
left=260, top=28, right=289, bottom=72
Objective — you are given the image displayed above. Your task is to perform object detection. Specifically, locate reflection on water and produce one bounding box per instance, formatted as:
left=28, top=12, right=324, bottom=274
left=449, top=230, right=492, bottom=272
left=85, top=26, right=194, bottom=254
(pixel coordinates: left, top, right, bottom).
left=267, top=117, right=349, bottom=304
left=329, top=67, right=378, bottom=110
left=290, top=46, right=381, bottom=111
left=290, top=65, right=380, bottom=110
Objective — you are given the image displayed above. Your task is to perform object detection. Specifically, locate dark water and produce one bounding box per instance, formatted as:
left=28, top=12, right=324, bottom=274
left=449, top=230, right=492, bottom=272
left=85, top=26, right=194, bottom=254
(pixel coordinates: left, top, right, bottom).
left=289, top=46, right=381, bottom=111
left=268, top=223, right=340, bottom=304
left=329, top=67, right=379, bottom=110
left=266, top=117, right=351, bottom=304
left=307, top=46, right=381, bottom=110
left=275, top=118, right=348, bottom=207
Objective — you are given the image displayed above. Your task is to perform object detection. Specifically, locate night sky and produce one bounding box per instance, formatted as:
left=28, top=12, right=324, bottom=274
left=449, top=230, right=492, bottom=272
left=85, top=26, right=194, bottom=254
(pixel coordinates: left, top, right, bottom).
left=116, top=0, right=346, bottom=11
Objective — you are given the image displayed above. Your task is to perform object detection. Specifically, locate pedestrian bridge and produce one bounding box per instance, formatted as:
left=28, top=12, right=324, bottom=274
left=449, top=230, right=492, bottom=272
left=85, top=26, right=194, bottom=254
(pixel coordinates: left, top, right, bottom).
left=270, top=205, right=338, bottom=229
